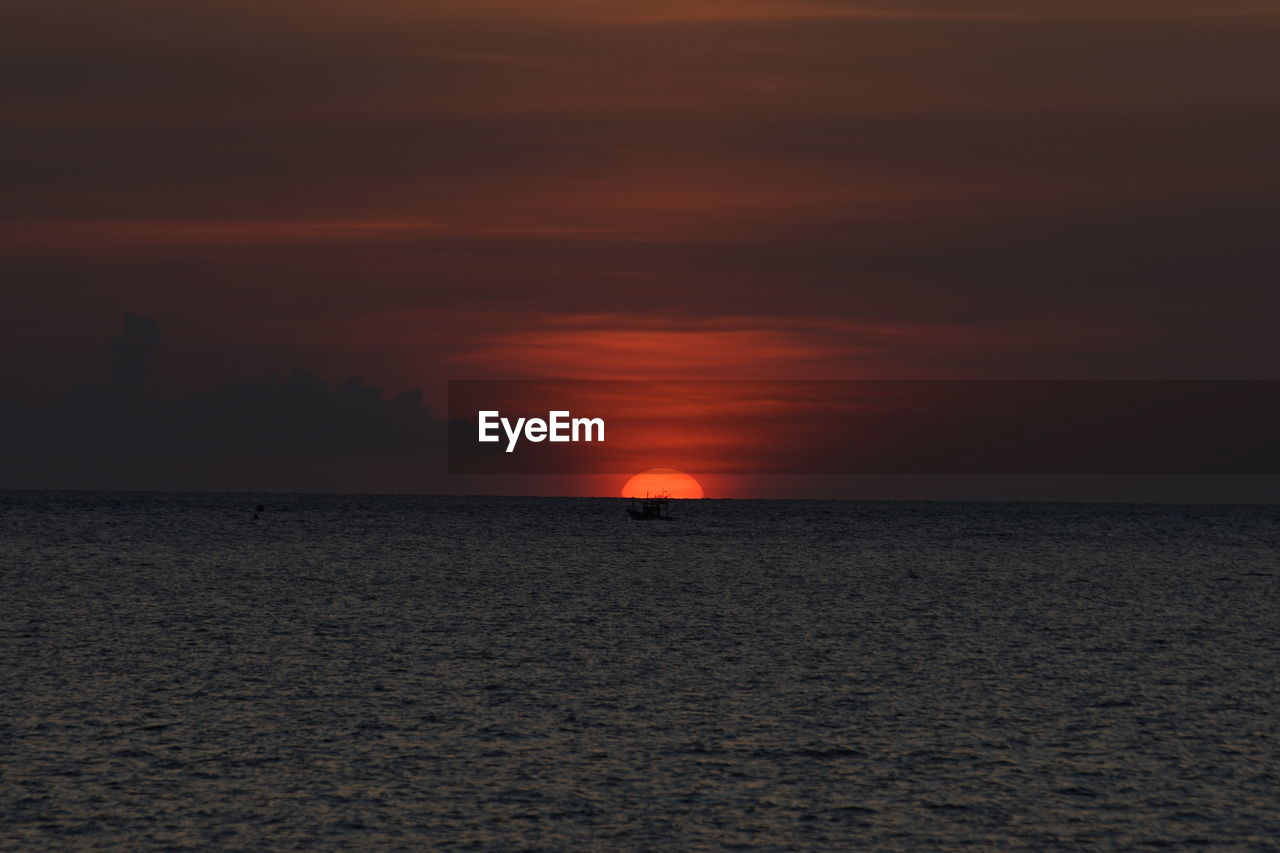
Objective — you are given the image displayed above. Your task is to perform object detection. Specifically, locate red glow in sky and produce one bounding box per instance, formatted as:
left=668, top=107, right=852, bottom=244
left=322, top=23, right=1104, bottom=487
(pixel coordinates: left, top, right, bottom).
left=2, top=0, right=1276, bottom=496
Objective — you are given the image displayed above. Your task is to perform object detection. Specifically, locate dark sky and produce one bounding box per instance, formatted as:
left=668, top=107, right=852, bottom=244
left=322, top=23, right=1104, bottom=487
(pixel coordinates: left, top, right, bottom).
left=4, top=1, right=1279, bottom=495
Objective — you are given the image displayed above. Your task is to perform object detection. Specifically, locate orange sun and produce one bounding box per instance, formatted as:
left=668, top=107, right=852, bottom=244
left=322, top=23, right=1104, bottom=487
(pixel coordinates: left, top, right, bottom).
left=620, top=467, right=705, bottom=499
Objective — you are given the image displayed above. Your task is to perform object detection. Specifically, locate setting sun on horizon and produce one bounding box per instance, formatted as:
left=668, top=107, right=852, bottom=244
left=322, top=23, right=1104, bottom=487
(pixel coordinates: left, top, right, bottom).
left=620, top=467, right=705, bottom=499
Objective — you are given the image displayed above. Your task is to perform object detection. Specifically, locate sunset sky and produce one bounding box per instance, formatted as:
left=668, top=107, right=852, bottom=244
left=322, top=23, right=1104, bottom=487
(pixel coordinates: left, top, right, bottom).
left=4, top=1, right=1278, bottom=496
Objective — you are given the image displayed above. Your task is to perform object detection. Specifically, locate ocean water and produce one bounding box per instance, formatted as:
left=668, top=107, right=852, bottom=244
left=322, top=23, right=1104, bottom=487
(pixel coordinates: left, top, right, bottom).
left=2, top=492, right=1278, bottom=851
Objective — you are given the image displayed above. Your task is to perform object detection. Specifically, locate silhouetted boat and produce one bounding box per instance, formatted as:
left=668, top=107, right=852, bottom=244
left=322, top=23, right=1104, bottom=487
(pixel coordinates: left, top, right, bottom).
left=627, top=493, right=672, bottom=520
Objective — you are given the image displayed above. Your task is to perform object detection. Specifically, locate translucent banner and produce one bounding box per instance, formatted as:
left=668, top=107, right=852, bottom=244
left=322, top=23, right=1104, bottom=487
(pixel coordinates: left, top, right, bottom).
left=448, top=380, right=1280, bottom=475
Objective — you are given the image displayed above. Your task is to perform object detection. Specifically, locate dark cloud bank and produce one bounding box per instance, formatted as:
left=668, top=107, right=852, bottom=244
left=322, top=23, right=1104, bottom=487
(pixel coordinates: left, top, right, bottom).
left=1, top=315, right=446, bottom=492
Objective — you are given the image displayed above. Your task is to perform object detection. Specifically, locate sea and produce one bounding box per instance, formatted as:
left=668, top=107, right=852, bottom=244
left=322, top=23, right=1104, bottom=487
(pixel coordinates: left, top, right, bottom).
left=2, top=492, right=1278, bottom=851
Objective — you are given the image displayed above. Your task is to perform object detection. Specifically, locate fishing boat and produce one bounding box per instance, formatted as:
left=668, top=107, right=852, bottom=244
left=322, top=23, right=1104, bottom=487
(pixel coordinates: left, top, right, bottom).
left=627, top=492, right=672, bottom=520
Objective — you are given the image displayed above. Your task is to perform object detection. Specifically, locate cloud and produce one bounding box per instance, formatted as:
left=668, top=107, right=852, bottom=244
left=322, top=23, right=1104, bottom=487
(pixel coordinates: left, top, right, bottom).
left=453, top=313, right=1000, bottom=380
left=0, top=315, right=446, bottom=491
